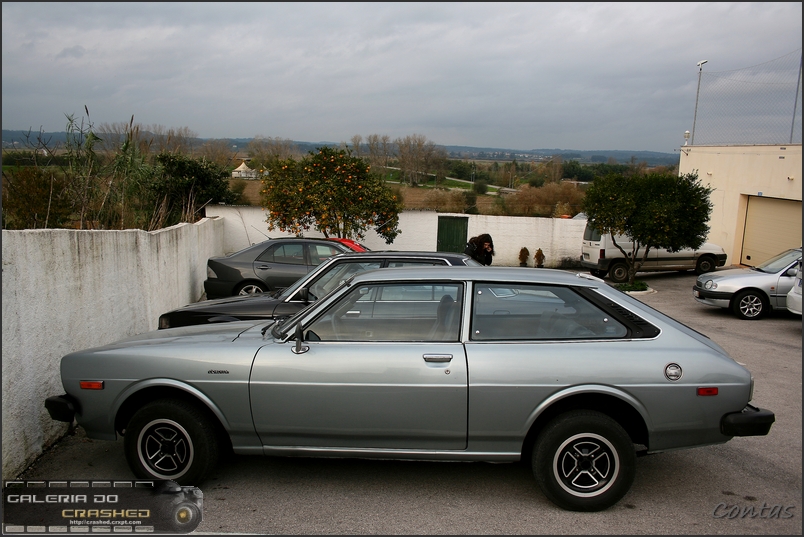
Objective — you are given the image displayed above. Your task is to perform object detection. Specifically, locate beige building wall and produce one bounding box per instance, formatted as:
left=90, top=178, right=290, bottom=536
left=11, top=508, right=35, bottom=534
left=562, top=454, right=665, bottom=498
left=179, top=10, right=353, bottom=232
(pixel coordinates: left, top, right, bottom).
left=678, top=144, right=802, bottom=265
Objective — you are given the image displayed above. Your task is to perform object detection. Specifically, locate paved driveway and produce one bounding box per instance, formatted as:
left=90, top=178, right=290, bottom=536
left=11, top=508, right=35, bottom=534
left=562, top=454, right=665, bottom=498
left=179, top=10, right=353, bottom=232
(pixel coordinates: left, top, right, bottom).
left=15, top=270, right=802, bottom=534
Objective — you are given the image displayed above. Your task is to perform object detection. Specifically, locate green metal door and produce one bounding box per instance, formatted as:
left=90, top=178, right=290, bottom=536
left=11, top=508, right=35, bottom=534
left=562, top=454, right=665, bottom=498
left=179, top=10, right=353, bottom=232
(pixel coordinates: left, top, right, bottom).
left=437, top=216, right=469, bottom=253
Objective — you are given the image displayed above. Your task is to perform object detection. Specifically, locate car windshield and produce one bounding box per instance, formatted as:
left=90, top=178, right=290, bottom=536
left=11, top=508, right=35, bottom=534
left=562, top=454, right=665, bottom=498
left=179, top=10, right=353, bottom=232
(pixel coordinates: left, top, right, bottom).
left=270, top=278, right=353, bottom=339
left=753, top=249, right=802, bottom=273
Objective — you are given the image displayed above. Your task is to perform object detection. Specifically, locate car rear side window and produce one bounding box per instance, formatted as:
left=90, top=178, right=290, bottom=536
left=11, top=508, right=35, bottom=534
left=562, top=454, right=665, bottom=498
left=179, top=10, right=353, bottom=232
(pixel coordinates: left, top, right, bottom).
left=470, top=283, right=627, bottom=341
left=257, top=244, right=305, bottom=265
left=310, top=244, right=344, bottom=265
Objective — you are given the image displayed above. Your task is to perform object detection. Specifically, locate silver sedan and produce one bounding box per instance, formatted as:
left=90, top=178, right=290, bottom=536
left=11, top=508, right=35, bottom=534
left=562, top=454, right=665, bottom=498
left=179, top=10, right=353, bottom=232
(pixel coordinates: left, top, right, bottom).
left=45, top=267, right=774, bottom=512
left=693, top=247, right=802, bottom=320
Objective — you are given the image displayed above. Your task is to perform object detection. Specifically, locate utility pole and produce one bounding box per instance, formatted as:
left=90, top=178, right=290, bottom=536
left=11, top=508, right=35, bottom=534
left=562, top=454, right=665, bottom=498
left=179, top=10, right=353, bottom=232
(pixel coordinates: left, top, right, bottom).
left=691, top=60, right=708, bottom=145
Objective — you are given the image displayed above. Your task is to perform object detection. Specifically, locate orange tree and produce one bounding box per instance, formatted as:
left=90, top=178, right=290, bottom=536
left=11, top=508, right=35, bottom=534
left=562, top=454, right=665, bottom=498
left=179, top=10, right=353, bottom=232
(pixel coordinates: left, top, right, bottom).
left=260, top=146, right=402, bottom=243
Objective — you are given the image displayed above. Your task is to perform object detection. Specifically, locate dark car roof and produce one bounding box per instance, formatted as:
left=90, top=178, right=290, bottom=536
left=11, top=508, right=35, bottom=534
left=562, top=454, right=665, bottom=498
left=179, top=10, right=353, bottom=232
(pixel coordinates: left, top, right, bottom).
left=160, top=250, right=477, bottom=328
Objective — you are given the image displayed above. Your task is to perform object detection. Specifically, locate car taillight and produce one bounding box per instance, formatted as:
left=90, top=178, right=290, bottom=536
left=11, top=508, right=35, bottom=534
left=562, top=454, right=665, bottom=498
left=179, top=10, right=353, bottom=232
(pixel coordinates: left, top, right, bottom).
left=697, top=387, right=718, bottom=396
left=79, top=381, right=104, bottom=390
left=599, top=249, right=605, bottom=259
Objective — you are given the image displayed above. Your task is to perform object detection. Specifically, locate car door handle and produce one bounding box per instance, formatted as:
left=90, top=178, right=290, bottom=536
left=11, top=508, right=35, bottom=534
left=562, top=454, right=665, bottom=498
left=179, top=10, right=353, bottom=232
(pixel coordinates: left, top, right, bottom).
left=423, top=354, right=453, bottom=363
left=256, top=265, right=271, bottom=270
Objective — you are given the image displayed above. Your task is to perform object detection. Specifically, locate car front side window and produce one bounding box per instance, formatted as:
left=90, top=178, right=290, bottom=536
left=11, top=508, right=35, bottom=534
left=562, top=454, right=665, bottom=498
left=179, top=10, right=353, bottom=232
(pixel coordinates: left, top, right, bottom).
left=305, top=282, right=463, bottom=342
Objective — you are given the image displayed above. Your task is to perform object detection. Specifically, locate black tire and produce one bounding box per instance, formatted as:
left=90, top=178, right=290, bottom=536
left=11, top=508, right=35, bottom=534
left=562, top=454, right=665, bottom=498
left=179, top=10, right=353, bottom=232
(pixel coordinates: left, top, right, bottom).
left=695, top=255, right=716, bottom=275
left=235, top=281, right=268, bottom=296
left=731, top=289, right=768, bottom=320
left=608, top=262, right=629, bottom=284
left=590, top=269, right=606, bottom=278
left=532, top=410, right=636, bottom=512
left=124, top=399, right=219, bottom=485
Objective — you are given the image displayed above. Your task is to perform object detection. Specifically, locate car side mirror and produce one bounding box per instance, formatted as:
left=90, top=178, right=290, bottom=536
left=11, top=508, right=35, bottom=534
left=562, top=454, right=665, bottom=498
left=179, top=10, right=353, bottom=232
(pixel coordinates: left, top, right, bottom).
left=292, top=323, right=309, bottom=355
left=787, top=267, right=798, bottom=277
left=298, top=287, right=309, bottom=304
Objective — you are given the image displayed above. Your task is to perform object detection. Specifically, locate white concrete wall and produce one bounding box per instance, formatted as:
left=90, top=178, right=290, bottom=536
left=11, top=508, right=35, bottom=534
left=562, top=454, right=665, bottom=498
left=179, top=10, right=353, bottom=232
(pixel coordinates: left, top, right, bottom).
left=1, top=218, right=225, bottom=480
left=678, top=144, right=802, bottom=264
left=205, top=206, right=588, bottom=267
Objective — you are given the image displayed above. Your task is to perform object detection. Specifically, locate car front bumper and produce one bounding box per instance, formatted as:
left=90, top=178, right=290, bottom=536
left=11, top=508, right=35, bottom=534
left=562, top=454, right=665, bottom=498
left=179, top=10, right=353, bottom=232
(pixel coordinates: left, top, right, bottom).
left=45, top=394, right=79, bottom=423
left=721, top=404, right=775, bottom=436
left=693, top=286, right=733, bottom=308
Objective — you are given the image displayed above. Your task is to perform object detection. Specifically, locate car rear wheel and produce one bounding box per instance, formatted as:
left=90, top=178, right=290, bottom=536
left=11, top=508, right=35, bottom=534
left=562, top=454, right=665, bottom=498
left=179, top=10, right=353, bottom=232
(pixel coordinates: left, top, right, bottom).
left=607, top=262, right=629, bottom=284
left=732, top=289, right=768, bottom=320
left=235, top=282, right=268, bottom=296
left=695, top=255, right=717, bottom=275
left=532, top=410, right=635, bottom=512
left=124, top=399, right=219, bottom=485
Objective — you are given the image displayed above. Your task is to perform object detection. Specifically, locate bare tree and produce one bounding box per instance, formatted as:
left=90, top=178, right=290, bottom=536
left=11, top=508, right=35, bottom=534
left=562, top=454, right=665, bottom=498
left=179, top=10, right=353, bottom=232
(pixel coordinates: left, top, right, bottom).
left=350, top=134, right=363, bottom=157
left=145, top=124, right=197, bottom=155
left=366, top=133, right=381, bottom=168
left=247, top=136, right=300, bottom=167
left=200, top=139, right=238, bottom=167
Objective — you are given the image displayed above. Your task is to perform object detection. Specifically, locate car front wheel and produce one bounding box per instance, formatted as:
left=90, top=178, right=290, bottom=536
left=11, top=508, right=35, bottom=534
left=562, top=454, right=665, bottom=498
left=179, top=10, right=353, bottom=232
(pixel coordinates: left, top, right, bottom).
left=732, top=289, right=768, bottom=320
left=124, top=399, right=219, bottom=485
left=532, top=410, right=636, bottom=512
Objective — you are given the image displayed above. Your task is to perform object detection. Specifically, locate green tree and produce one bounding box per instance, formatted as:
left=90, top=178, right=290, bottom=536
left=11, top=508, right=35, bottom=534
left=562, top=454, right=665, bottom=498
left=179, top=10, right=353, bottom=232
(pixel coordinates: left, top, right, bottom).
left=147, top=153, right=237, bottom=229
left=261, top=147, right=402, bottom=243
left=582, top=171, right=713, bottom=284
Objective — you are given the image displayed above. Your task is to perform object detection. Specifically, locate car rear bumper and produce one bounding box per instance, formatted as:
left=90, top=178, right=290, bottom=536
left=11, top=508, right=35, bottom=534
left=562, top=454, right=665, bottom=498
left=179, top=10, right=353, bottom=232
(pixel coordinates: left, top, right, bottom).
left=45, top=394, right=79, bottom=423
left=204, top=279, right=236, bottom=299
left=721, top=404, right=775, bottom=436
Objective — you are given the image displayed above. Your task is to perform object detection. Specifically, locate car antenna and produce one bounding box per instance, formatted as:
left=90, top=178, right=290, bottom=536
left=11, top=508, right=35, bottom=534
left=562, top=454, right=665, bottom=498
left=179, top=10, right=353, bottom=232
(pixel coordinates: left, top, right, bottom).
left=251, top=226, right=270, bottom=239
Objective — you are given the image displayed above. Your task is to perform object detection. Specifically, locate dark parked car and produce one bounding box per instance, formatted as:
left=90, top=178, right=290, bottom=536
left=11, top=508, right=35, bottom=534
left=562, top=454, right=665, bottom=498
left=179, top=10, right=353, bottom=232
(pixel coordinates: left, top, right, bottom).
left=204, top=237, right=359, bottom=298
left=161, top=251, right=480, bottom=329
left=47, top=267, right=773, bottom=512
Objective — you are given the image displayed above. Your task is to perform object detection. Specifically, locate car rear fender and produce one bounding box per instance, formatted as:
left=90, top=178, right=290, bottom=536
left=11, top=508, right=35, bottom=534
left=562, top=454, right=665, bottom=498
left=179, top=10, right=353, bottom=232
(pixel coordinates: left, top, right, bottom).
left=523, top=385, right=653, bottom=454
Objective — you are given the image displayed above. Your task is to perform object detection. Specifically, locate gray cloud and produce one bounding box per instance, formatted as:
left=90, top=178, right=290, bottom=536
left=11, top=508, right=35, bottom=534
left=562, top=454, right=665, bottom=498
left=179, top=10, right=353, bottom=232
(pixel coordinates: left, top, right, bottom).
left=2, top=2, right=801, bottom=152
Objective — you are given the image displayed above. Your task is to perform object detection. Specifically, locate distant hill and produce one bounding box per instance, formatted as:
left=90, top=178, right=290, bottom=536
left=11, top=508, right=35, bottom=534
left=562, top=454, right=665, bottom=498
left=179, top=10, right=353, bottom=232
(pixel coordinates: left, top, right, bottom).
left=2, top=130, right=679, bottom=166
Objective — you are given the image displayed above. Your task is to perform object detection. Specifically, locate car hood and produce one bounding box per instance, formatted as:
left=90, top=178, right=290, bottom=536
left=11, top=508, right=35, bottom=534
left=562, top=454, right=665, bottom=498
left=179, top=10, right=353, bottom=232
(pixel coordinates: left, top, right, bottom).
left=699, top=267, right=775, bottom=285
left=173, top=294, right=284, bottom=314
left=99, top=320, right=275, bottom=350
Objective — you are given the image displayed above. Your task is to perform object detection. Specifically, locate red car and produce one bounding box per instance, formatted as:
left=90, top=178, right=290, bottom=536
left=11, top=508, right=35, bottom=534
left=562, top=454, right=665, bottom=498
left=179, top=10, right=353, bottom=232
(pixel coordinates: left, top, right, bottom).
left=326, top=237, right=370, bottom=252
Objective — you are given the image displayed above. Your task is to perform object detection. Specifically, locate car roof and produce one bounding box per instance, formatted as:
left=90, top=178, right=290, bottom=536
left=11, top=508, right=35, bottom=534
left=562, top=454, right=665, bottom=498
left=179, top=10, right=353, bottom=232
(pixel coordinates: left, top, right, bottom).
left=326, top=250, right=472, bottom=260
left=345, top=266, right=601, bottom=287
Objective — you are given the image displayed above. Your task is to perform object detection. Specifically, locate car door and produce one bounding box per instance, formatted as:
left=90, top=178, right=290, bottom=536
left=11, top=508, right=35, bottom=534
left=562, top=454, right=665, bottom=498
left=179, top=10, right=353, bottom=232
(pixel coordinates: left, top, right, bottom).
left=656, top=246, right=696, bottom=270
left=253, top=242, right=309, bottom=290
left=249, top=281, right=468, bottom=450
left=772, top=261, right=800, bottom=307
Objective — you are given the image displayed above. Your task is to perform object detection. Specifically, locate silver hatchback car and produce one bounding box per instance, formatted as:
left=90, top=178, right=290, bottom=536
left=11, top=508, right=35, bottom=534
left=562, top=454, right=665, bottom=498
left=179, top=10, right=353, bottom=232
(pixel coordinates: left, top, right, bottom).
left=693, top=247, right=802, bottom=320
left=46, top=267, right=774, bottom=512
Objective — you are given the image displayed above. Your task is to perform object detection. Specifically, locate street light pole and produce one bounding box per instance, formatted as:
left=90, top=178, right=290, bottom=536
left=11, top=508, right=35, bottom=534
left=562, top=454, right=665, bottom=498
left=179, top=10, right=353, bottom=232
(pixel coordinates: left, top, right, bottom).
left=691, top=60, right=708, bottom=145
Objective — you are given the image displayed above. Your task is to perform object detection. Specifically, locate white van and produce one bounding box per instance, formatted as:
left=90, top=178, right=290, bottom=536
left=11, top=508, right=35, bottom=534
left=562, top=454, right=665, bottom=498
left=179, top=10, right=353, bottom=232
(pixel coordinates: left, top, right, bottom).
left=581, top=222, right=727, bottom=283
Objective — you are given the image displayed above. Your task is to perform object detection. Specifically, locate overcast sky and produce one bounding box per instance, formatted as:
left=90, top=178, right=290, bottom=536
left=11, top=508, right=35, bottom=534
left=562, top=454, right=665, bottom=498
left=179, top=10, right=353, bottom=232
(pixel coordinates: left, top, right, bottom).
left=2, top=2, right=801, bottom=153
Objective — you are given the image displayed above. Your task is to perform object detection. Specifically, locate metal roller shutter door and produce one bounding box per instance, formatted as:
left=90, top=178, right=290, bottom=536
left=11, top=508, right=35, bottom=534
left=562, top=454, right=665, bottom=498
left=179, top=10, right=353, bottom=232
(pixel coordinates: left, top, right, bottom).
left=741, top=196, right=802, bottom=265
